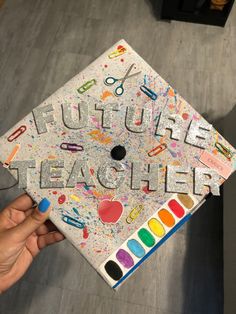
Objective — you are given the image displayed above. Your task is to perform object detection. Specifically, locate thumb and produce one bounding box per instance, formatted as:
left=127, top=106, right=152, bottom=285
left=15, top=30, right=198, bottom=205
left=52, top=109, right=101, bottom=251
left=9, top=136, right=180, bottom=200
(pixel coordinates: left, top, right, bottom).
left=11, top=198, right=52, bottom=241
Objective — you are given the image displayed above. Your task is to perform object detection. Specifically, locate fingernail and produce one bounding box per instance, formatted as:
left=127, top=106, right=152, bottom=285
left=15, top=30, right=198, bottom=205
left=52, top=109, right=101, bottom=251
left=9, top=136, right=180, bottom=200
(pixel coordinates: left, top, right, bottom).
left=38, top=198, right=51, bottom=213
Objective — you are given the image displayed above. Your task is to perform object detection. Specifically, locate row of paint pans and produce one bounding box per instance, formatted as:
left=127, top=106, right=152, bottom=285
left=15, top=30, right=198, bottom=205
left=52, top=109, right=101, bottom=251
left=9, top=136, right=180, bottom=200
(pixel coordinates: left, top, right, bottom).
left=100, top=193, right=197, bottom=288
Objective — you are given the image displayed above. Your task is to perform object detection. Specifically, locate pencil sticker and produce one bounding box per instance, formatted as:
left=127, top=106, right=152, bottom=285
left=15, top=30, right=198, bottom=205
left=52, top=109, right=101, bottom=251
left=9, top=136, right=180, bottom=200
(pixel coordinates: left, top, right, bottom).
left=3, top=144, right=21, bottom=168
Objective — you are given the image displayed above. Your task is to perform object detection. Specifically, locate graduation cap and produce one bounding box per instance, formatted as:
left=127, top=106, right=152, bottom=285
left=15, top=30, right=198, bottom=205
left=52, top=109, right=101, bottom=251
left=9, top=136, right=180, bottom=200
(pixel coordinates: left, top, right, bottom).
left=0, top=40, right=235, bottom=289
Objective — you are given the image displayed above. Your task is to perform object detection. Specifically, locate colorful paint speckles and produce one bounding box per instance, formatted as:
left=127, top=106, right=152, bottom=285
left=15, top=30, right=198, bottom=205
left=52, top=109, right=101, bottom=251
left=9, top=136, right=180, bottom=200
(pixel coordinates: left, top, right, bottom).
left=100, top=193, right=197, bottom=287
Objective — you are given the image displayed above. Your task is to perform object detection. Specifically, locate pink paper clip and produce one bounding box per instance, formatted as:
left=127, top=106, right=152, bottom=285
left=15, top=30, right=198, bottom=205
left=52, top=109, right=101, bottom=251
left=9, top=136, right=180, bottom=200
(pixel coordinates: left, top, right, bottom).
left=7, top=125, right=27, bottom=142
left=60, top=143, right=84, bottom=152
left=148, top=143, right=167, bottom=157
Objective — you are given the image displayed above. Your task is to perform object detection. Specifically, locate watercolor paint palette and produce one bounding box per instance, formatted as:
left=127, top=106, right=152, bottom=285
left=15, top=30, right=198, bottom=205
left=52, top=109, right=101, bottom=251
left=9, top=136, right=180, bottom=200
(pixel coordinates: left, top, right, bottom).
left=100, top=193, right=198, bottom=287
left=0, top=39, right=235, bottom=289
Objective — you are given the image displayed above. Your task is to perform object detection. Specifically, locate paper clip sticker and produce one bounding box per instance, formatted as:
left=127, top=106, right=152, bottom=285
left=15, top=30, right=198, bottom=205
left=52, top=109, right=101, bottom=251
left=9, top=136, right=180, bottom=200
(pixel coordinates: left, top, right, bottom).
left=3, top=144, right=21, bottom=168
left=215, top=142, right=233, bottom=160
left=77, top=79, right=96, bottom=94
left=148, top=143, right=167, bottom=157
left=7, top=125, right=27, bottom=142
left=60, top=143, right=84, bottom=152
left=126, top=205, right=144, bottom=224
left=108, top=45, right=127, bottom=59
left=62, top=215, right=84, bottom=229
left=140, top=85, right=157, bottom=101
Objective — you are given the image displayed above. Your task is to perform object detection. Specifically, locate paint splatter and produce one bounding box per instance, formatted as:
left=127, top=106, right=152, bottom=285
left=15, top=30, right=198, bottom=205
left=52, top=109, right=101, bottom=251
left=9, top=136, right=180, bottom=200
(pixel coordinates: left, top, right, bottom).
left=88, top=130, right=112, bottom=144
left=58, top=194, right=66, bottom=204
left=182, top=113, right=189, bottom=120
left=171, top=160, right=181, bottom=166
left=168, top=103, right=175, bottom=110
left=83, top=226, right=89, bottom=239
left=192, top=114, right=200, bottom=120
left=168, top=88, right=175, bottom=97
left=100, top=90, right=113, bottom=101
left=72, top=207, right=80, bottom=216
left=142, top=186, right=153, bottom=194
left=70, top=194, right=80, bottom=202
left=80, top=242, right=86, bottom=248
left=84, top=185, right=90, bottom=191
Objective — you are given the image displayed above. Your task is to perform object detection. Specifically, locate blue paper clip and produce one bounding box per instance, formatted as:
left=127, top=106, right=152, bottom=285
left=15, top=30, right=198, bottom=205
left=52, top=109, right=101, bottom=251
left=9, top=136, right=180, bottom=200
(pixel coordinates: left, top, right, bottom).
left=140, top=85, right=157, bottom=100
left=62, top=215, right=84, bottom=229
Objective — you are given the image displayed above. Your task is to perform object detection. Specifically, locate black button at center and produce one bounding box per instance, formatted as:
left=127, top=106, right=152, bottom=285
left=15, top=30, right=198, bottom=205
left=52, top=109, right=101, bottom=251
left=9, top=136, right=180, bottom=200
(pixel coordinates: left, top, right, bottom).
left=110, top=145, right=126, bottom=160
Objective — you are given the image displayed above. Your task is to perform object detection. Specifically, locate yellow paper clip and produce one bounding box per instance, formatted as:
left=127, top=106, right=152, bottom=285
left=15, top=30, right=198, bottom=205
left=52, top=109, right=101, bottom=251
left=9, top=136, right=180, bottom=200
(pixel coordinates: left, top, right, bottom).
left=126, top=205, right=144, bottom=224
left=108, top=45, right=127, bottom=59
left=148, top=143, right=167, bottom=157
left=215, top=142, right=233, bottom=160
left=3, top=144, right=21, bottom=168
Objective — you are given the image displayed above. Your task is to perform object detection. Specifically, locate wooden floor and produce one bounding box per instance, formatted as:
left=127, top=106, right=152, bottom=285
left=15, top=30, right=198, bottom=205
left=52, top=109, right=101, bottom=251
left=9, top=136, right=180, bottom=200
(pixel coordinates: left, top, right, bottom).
left=0, top=1, right=236, bottom=313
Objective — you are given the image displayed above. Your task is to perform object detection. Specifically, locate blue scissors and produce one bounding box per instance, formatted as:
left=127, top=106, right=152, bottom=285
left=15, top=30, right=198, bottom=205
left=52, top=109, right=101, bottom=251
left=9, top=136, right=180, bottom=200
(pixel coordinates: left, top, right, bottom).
left=104, top=63, right=141, bottom=96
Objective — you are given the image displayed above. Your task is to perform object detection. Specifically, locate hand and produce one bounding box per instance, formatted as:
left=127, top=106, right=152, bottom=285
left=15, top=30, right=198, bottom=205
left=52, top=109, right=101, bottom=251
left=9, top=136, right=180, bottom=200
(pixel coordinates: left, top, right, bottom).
left=0, top=194, right=65, bottom=293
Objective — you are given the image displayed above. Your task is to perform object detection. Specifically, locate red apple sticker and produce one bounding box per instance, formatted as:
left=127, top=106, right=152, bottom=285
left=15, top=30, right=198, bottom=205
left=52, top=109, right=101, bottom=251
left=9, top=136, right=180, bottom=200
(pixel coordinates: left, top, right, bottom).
left=98, top=199, right=124, bottom=224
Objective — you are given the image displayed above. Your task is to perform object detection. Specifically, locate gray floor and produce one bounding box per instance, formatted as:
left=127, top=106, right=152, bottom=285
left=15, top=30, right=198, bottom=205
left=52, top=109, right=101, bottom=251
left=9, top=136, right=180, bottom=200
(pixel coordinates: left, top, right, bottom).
left=0, top=0, right=235, bottom=313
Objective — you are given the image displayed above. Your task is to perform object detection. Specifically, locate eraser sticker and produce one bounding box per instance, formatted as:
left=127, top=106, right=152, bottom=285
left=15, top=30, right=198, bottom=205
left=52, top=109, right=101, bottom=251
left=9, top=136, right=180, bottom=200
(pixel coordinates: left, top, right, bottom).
left=200, top=150, right=232, bottom=179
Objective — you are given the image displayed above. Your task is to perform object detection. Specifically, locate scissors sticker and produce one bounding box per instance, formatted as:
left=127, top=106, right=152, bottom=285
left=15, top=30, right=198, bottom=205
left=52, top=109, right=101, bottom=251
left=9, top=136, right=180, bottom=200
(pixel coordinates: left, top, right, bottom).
left=104, top=63, right=141, bottom=97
